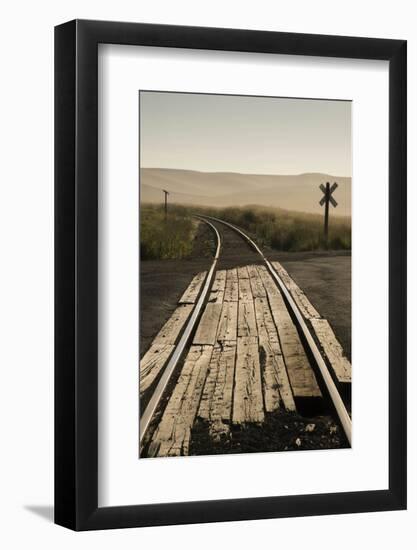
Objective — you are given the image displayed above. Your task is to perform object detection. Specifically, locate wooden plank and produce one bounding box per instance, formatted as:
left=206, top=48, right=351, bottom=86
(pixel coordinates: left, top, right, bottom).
left=254, top=297, right=296, bottom=412
left=269, top=293, right=321, bottom=398
left=254, top=296, right=279, bottom=344
left=237, top=272, right=257, bottom=339
left=238, top=277, right=253, bottom=302
left=193, top=302, right=223, bottom=345
left=178, top=271, right=207, bottom=304
left=237, top=266, right=253, bottom=303
left=224, top=268, right=238, bottom=302
left=256, top=265, right=280, bottom=297
left=209, top=270, right=226, bottom=303
left=140, top=343, right=175, bottom=395
left=152, top=304, right=194, bottom=346
left=271, top=261, right=321, bottom=320
left=217, top=301, right=238, bottom=342
left=310, top=318, right=351, bottom=384
left=237, top=266, right=249, bottom=279
left=198, top=342, right=236, bottom=424
left=248, top=264, right=267, bottom=298
left=259, top=337, right=296, bottom=413
left=148, top=345, right=213, bottom=457
left=258, top=267, right=321, bottom=399
left=238, top=300, right=258, bottom=338
left=233, top=336, right=264, bottom=424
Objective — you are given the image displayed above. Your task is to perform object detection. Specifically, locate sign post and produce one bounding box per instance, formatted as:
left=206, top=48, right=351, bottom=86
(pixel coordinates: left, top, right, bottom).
left=319, top=182, right=338, bottom=245
left=163, top=189, right=169, bottom=221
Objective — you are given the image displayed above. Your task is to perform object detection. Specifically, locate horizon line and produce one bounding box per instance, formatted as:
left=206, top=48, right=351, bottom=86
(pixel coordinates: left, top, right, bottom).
left=140, top=166, right=352, bottom=179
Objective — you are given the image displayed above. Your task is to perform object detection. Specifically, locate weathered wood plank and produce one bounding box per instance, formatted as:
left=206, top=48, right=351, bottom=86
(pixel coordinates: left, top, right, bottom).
left=148, top=345, right=213, bottom=457
left=269, top=294, right=321, bottom=398
left=217, top=301, right=238, bottom=342
left=140, top=343, right=175, bottom=395
left=254, top=296, right=279, bottom=343
left=238, top=300, right=258, bottom=338
left=224, top=268, right=238, bottom=302
left=248, top=264, right=267, bottom=298
left=237, top=266, right=249, bottom=279
left=198, top=342, right=236, bottom=425
left=258, top=267, right=321, bottom=399
left=271, top=261, right=321, bottom=320
left=152, top=304, right=194, bottom=346
left=254, top=297, right=296, bottom=412
left=193, top=302, right=223, bottom=345
left=256, top=265, right=280, bottom=297
left=237, top=266, right=253, bottom=303
left=310, top=318, right=351, bottom=384
left=259, top=337, right=296, bottom=413
left=237, top=271, right=257, bottom=339
left=209, top=270, right=226, bottom=303
left=238, top=277, right=253, bottom=302
left=178, top=271, right=207, bottom=304
left=233, top=336, right=264, bottom=424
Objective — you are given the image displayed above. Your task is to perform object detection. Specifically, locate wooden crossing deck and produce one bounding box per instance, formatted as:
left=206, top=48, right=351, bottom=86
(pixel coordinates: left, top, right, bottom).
left=146, top=263, right=326, bottom=457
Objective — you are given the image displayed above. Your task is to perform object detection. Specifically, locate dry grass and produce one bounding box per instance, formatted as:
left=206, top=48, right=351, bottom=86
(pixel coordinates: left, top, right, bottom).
left=140, top=204, right=196, bottom=260
left=193, top=204, right=351, bottom=252
left=140, top=202, right=351, bottom=258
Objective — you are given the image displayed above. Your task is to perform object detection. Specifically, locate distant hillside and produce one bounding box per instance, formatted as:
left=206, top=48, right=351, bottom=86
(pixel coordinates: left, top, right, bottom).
left=140, top=168, right=351, bottom=216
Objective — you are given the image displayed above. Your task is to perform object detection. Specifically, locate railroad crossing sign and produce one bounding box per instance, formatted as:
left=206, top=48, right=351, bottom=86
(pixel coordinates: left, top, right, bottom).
left=319, top=182, right=338, bottom=244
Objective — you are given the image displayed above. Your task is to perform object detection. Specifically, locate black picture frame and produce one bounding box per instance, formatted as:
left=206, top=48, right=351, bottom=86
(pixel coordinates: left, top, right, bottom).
left=55, top=19, right=407, bottom=531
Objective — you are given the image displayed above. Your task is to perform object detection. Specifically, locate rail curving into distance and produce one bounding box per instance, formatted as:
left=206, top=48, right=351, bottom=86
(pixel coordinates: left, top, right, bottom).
left=200, top=215, right=352, bottom=446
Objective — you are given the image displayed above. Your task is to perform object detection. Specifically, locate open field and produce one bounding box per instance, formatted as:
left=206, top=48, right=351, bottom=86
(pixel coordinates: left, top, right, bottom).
left=140, top=202, right=351, bottom=259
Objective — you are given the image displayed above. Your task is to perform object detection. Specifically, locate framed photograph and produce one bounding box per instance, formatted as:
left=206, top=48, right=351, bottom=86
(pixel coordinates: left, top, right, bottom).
left=55, top=20, right=406, bottom=530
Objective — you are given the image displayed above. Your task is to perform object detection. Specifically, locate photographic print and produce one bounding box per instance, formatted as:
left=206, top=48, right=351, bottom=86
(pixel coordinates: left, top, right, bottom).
left=139, top=91, right=352, bottom=459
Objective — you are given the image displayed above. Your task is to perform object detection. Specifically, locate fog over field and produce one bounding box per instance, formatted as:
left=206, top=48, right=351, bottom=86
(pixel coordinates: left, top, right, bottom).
left=141, top=168, right=351, bottom=217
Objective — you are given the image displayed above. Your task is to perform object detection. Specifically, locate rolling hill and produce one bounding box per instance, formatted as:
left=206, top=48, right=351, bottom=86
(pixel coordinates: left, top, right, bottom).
left=140, top=168, right=351, bottom=216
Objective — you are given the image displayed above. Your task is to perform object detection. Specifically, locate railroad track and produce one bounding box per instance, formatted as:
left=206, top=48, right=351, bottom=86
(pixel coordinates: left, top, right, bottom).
left=140, top=216, right=352, bottom=456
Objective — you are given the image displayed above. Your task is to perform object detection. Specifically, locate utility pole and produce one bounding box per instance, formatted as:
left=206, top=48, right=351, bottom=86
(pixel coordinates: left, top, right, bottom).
left=163, top=189, right=169, bottom=221
left=319, top=182, right=338, bottom=246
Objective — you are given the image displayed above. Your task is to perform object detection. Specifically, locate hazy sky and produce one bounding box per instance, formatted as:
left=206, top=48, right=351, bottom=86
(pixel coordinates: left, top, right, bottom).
left=140, top=91, right=351, bottom=177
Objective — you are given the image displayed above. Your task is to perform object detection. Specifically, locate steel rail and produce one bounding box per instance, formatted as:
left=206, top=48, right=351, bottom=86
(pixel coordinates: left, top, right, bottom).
left=200, top=215, right=352, bottom=446
left=139, top=217, right=221, bottom=445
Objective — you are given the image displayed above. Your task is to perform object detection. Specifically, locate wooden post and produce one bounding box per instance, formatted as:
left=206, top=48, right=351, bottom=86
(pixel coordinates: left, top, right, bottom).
left=324, top=181, right=330, bottom=245
left=319, top=181, right=337, bottom=248
left=163, top=189, right=169, bottom=221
